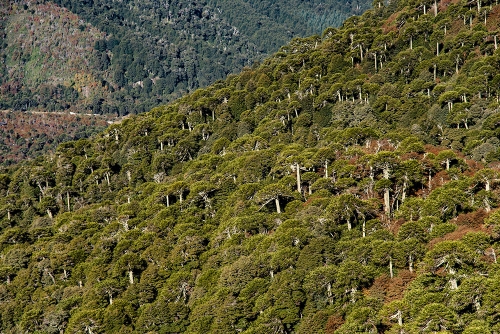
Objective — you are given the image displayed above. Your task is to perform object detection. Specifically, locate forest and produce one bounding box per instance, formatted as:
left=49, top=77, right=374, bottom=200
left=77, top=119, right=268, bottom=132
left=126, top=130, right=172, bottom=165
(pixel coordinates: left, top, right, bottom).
left=0, top=0, right=370, bottom=117
left=1, top=0, right=500, bottom=332
left=0, top=111, right=109, bottom=165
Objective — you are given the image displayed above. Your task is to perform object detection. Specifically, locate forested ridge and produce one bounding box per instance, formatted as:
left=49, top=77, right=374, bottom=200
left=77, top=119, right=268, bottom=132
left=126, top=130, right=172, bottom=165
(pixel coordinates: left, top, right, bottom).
left=1, top=0, right=500, bottom=333
left=0, top=0, right=369, bottom=163
left=0, top=0, right=370, bottom=116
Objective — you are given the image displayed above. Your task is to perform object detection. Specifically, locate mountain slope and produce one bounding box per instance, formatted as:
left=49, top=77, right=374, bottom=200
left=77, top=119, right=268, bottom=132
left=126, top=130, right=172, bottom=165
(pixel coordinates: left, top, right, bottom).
left=0, top=0, right=371, bottom=163
left=0, top=0, right=500, bottom=333
left=0, top=0, right=372, bottom=116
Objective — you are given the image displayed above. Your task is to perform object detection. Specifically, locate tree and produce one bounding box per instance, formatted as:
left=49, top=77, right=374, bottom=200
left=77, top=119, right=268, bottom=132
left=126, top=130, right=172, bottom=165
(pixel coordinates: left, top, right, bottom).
left=303, top=265, right=337, bottom=307
left=379, top=300, right=411, bottom=330
left=373, top=240, right=399, bottom=278
left=425, top=241, right=477, bottom=290
left=334, top=261, right=374, bottom=304
left=255, top=184, right=295, bottom=214
left=370, top=151, right=399, bottom=215
left=412, top=303, right=460, bottom=333
left=327, top=194, right=369, bottom=232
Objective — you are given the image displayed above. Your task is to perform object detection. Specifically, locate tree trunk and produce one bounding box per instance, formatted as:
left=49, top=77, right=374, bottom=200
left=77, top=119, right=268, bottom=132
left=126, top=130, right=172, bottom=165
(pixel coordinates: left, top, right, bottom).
left=347, top=217, right=352, bottom=231
left=362, top=220, right=366, bottom=238
left=66, top=191, right=71, bottom=211
left=350, top=287, right=357, bottom=303
left=324, top=161, right=328, bottom=179
left=275, top=198, right=281, bottom=214
left=128, top=270, right=134, bottom=285
left=384, top=188, right=390, bottom=216
left=409, top=254, right=414, bottom=273
left=47, top=209, right=53, bottom=219
left=108, top=292, right=113, bottom=305
left=402, top=181, right=407, bottom=203
left=327, top=282, right=333, bottom=304
left=296, top=163, right=301, bottom=193
left=449, top=267, right=458, bottom=290
left=392, top=310, right=403, bottom=327
left=389, top=257, right=394, bottom=278
left=484, top=198, right=491, bottom=212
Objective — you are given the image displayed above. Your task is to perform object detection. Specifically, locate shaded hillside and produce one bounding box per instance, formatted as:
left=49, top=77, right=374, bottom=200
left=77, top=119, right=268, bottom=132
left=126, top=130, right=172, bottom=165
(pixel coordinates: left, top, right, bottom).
left=1, top=0, right=500, bottom=333
left=0, top=0, right=372, bottom=117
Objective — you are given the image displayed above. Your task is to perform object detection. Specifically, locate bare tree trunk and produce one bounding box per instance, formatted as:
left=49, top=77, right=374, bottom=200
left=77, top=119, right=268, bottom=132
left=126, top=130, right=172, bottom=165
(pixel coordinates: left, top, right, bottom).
left=327, top=282, right=333, bottom=304
left=449, top=268, right=458, bottom=290
left=389, top=257, right=394, bottom=278
left=296, top=163, right=301, bottom=193
left=67, top=191, right=70, bottom=211
left=275, top=198, right=281, bottom=214
left=350, top=287, right=357, bottom=303
left=384, top=188, right=390, bottom=215
left=128, top=270, right=134, bottom=285
left=402, top=181, right=407, bottom=203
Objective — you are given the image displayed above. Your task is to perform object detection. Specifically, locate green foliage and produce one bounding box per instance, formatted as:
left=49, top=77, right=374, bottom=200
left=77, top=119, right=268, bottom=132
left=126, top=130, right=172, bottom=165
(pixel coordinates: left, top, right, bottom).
left=1, top=0, right=500, bottom=332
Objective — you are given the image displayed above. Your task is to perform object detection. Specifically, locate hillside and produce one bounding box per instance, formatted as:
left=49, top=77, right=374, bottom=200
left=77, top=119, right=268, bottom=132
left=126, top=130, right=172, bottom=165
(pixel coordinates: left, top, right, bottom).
left=1, top=0, right=500, bottom=333
left=0, top=0, right=371, bottom=116
left=0, top=0, right=370, bottom=163
left=0, top=110, right=110, bottom=165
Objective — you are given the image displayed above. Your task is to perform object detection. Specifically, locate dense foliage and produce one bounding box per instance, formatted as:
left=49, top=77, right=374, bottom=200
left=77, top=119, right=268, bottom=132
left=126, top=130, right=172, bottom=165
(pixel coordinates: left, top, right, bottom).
left=0, top=0, right=370, bottom=116
left=1, top=0, right=500, bottom=333
left=0, top=111, right=109, bottom=165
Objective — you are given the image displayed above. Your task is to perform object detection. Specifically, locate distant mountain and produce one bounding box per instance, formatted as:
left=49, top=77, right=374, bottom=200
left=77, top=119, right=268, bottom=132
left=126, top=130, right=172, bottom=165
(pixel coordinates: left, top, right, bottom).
left=0, top=0, right=371, bottom=116
left=1, top=0, right=500, bottom=332
left=0, top=0, right=370, bottom=163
